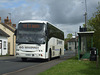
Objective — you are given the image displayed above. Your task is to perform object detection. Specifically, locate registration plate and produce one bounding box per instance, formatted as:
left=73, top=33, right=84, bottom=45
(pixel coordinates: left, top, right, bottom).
left=26, top=54, right=31, bottom=56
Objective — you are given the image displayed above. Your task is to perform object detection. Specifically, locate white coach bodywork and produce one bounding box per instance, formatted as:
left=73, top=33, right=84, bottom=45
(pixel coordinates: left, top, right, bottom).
left=16, top=20, right=64, bottom=60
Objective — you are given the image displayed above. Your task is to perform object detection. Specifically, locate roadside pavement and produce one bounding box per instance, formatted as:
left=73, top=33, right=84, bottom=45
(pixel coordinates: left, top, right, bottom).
left=0, top=56, right=16, bottom=60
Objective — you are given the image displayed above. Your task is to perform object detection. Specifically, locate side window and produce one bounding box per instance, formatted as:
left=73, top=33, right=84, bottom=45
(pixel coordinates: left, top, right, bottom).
left=57, top=40, right=62, bottom=45
left=47, top=23, right=64, bottom=40
left=69, top=47, right=71, bottom=50
left=72, top=42, right=74, bottom=45
left=69, top=42, right=71, bottom=45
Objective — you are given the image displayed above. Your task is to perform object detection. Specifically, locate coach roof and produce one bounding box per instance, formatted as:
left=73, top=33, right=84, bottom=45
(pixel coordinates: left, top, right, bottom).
left=19, top=20, right=48, bottom=24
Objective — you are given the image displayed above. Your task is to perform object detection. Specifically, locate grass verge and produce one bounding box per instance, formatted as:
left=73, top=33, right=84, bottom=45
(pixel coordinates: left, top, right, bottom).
left=38, top=56, right=100, bottom=75
left=0, top=54, right=10, bottom=57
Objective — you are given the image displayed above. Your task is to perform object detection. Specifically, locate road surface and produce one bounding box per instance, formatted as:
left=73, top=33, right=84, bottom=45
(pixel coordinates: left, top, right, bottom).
left=0, top=50, right=75, bottom=75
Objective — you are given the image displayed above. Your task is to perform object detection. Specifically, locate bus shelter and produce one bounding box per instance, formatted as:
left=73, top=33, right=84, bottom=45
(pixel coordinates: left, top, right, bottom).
left=78, top=31, right=94, bottom=60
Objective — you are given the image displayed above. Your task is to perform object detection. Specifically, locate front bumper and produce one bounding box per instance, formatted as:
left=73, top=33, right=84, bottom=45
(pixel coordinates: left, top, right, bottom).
left=16, top=51, right=46, bottom=59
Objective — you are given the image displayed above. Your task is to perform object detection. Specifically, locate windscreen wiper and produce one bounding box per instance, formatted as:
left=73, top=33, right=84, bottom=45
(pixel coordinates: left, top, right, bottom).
left=35, top=42, right=41, bottom=46
left=28, top=40, right=40, bottom=45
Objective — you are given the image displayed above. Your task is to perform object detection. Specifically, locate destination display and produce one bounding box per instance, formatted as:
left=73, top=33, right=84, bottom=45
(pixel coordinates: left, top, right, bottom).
left=23, top=24, right=40, bottom=28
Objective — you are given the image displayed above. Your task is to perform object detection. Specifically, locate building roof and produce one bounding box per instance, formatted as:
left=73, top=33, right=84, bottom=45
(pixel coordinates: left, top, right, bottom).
left=0, top=23, right=15, bottom=33
left=67, top=38, right=78, bottom=42
left=78, top=31, right=94, bottom=34
left=0, top=29, right=10, bottom=37
left=78, top=31, right=94, bottom=36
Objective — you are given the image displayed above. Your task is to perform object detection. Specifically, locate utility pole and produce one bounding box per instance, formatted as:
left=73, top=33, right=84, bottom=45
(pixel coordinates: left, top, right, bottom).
left=75, top=32, right=77, bottom=56
left=84, top=0, right=87, bottom=28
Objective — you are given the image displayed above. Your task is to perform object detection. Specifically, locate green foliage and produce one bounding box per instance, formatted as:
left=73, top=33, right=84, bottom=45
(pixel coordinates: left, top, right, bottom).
left=64, top=38, right=69, bottom=50
left=64, top=33, right=72, bottom=50
left=83, top=24, right=85, bottom=27
left=0, top=54, right=10, bottom=57
left=67, top=33, right=72, bottom=39
left=87, top=2, right=100, bottom=55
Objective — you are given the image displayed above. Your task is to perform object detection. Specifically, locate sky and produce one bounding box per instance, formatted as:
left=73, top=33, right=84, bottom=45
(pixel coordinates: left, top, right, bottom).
left=0, top=0, right=100, bottom=38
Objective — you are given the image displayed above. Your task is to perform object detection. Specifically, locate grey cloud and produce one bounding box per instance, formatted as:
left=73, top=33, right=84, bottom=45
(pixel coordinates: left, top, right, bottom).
left=0, top=9, right=11, bottom=22
left=46, top=0, right=77, bottom=24
left=0, top=0, right=99, bottom=37
left=36, top=0, right=84, bottom=25
left=0, top=0, right=99, bottom=25
left=39, top=0, right=100, bottom=25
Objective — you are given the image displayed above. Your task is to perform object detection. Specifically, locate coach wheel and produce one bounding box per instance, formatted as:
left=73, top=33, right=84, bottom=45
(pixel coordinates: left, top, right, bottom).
left=58, top=49, right=61, bottom=58
left=60, top=49, right=61, bottom=55
left=48, top=50, right=51, bottom=61
left=21, top=58, right=27, bottom=62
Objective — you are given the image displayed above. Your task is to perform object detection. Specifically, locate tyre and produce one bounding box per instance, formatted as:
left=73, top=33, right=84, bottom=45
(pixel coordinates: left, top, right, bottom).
left=21, top=58, right=27, bottom=62
left=48, top=50, right=51, bottom=61
left=59, top=49, right=61, bottom=58
left=60, top=49, right=61, bottom=55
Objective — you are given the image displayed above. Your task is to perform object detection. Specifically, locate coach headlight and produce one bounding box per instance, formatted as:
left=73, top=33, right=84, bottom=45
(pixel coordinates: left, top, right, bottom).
left=16, top=49, right=19, bottom=51
left=39, top=50, right=43, bottom=52
left=16, top=52, right=19, bottom=55
left=41, top=50, right=43, bottom=52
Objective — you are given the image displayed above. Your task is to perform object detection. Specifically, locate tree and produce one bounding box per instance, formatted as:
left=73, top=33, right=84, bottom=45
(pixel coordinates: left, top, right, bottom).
left=64, top=33, right=72, bottom=50
left=67, top=33, right=72, bottom=39
left=87, top=2, right=100, bottom=55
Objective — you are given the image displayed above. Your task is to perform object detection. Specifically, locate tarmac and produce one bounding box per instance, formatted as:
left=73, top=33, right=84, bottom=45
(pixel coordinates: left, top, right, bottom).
left=1, top=51, right=75, bottom=75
